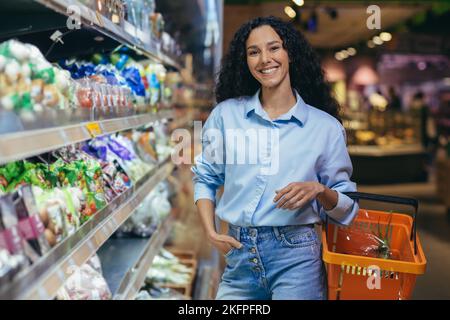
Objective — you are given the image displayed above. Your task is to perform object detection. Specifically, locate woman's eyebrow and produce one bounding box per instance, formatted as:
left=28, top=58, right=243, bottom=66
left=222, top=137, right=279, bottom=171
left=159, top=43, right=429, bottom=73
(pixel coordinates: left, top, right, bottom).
left=246, top=40, right=281, bottom=50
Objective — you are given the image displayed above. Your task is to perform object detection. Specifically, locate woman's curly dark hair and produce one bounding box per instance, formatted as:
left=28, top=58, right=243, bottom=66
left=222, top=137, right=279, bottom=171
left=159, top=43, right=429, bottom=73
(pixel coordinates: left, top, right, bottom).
left=216, top=16, right=340, bottom=121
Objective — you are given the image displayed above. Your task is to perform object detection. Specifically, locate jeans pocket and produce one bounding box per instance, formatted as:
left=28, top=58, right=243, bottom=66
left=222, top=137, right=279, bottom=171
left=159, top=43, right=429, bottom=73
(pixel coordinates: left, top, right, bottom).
left=224, top=247, right=235, bottom=258
left=280, top=226, right=318, bottom=248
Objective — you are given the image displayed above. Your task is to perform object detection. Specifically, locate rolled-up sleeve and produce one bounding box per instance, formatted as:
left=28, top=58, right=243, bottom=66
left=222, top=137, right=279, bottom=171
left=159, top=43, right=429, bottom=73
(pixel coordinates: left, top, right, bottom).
left=191, top=108, right=225, bottom=205
left=317, top=123, right=359, bottom=226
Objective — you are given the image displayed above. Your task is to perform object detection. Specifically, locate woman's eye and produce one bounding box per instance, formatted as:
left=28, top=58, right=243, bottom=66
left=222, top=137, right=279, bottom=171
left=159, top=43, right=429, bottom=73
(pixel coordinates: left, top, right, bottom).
left=248, top=51, right=258, bottom=56
left=271, top=46, right=280, bottom=51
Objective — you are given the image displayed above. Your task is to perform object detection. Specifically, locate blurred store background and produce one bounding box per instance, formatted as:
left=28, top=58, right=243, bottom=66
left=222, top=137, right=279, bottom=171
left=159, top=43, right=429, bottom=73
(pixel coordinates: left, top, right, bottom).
left=201, top=0, right=449, bottom=300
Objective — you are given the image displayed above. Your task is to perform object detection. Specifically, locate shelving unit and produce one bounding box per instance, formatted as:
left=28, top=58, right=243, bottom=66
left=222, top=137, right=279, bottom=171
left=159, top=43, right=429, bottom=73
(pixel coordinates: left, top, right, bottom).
left=0, top=0, right=198, bottom=301
left=0, top=159, right=175, bottom=300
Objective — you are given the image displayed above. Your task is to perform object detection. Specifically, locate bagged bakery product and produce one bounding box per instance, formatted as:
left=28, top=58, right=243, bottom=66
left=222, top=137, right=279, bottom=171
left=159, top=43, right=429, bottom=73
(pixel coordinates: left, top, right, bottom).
left=56, top=256, right=112, bottom=300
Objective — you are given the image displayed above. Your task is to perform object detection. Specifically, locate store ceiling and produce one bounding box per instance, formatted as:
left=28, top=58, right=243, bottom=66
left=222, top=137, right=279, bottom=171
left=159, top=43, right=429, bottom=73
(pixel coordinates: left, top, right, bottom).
left=223, top=2, right=430, bottom=49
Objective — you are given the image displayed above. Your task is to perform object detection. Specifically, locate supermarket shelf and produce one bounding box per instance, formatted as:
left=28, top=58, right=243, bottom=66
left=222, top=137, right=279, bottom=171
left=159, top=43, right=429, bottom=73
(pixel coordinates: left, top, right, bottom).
left=0, top=109, right=174, bottom=165
left=98, top=215, right=175, bottom=300
left=35, top=0, right=182, bottom=69
left=97, top=237, right=151, bottom=295
left=0, top=160, right=175, bottom=300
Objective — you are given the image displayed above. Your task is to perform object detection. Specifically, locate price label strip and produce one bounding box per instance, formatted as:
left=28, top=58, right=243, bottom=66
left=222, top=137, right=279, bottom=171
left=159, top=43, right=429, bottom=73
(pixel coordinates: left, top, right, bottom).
left=85, top=122, right=103, bottom=138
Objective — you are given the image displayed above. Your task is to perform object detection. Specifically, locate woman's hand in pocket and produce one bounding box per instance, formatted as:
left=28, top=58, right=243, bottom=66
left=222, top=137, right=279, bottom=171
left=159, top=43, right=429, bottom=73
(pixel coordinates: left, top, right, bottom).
left=208, top=232, right=243, bottom=255
left=273, top=182, right=325, bottom=210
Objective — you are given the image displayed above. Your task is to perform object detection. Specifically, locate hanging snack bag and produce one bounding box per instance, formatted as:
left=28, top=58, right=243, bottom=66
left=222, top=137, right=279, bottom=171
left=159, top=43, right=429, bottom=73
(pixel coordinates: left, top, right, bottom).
left=11, top=185, right=50, bottom=263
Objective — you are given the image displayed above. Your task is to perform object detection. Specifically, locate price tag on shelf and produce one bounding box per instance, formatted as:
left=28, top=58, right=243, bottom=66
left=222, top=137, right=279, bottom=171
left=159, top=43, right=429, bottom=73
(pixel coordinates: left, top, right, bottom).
left=85, top=122, right=102, bottom=137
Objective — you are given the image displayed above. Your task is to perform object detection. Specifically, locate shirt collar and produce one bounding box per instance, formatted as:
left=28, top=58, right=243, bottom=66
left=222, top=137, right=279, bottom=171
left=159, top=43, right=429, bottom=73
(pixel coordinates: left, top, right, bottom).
left=244, top=88, right=308, bottom=126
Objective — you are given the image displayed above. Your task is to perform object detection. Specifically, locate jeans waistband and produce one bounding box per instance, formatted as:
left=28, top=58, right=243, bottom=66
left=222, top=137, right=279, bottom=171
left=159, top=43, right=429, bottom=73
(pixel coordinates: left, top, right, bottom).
left=228, top=224, right=314, bottom=242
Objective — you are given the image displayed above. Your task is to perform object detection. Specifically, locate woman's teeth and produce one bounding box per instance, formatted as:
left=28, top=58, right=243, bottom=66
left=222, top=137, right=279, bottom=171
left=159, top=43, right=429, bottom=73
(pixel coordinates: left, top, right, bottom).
left=260, top=67, right=277, bottom=74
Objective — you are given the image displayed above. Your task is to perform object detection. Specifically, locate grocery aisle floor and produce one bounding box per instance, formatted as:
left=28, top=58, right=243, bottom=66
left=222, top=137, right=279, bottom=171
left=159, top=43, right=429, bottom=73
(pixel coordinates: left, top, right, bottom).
left=358, top=177, right=450, bottom=300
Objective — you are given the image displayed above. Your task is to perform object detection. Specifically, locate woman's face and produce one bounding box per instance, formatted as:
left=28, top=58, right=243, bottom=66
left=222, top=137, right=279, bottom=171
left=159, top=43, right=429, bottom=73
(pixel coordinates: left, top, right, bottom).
left=246, top=25, right=290, bottom=90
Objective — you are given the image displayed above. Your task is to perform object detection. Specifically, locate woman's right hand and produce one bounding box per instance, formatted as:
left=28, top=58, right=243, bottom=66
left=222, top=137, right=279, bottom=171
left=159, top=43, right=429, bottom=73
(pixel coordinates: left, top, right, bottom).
left=208, top=232, right=243, bottom=255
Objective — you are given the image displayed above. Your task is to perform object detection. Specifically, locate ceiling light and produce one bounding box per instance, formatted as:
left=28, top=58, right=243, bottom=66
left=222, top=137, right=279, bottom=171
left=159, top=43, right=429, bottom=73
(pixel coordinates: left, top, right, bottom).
left=367, top=40, right=375, bottom=48
left=292, top=0, right=304, bottom=6
left=417, top=61, right=427, bottom=70
left=341, top=50, right=349, bottom=59
left=335, top=52, right=344, bottom=60
left=380, top=32, right=392, bottom=42
left=347, top=47, right=356, bottom=56
left=94, top=36, right=104, bottom=42
left=373, top=36, right=383, bottom=45
left=284, top=6, right=296, bottom=19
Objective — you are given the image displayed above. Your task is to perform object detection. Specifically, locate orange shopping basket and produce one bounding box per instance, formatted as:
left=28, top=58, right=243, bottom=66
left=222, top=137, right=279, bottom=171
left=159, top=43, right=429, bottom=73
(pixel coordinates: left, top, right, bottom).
left=322, top=192, right=427, bottom=300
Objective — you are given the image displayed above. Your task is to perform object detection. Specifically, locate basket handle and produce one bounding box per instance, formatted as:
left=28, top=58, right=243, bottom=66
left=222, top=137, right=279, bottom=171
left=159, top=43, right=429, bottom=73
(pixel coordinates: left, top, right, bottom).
left=343, top=192, right=418, bottom=255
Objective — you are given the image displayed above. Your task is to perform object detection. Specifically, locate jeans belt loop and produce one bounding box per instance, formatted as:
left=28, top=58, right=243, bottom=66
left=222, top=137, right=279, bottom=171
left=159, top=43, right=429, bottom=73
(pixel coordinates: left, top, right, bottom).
left=236, top=226, right=241, bottom=242
left=273, top=226, right=281, bottom=240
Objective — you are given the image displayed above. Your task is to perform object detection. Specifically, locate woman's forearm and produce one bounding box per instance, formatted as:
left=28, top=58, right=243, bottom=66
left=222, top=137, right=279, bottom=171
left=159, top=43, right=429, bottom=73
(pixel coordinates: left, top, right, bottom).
left=196, top=199, right=217, bottom=238
left=316, top=185, right=339, bottom=211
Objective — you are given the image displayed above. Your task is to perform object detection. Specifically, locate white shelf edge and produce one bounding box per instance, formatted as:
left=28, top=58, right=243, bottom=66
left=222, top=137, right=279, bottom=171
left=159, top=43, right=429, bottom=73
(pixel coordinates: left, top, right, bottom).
left=0, top=110, right=174, bottom=165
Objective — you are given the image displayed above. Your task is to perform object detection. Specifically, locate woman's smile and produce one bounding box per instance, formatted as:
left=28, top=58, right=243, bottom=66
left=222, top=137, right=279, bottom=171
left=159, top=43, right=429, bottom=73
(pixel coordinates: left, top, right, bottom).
left=258, top=66, right=279, bottom=75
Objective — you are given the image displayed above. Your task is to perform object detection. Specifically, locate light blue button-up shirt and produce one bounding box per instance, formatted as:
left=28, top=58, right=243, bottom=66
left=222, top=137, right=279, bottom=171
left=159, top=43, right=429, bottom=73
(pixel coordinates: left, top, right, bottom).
left=192, top=89, right=359, bottom=227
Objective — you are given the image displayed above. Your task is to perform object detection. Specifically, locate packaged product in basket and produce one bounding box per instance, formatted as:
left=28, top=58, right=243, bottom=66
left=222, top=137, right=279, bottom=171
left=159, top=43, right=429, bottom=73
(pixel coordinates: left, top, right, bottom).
left=56, top=257, right=112, bottom=300
left=11, top=185, right=50, bottom=262
left=337, top=211, right=395, bottom=260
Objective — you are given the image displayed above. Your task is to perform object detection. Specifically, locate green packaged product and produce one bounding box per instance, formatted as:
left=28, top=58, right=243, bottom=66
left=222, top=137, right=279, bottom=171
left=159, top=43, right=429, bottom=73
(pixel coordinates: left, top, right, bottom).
left=0, top=168, right=9, bottom=193
left=34, top=65, right=55, bottom=84
left=6, top=171, right=31, bottom=192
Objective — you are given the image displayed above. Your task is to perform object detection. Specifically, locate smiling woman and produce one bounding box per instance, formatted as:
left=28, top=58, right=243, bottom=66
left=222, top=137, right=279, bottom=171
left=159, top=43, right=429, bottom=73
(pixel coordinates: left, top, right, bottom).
left=192, top=16, right=359, bottom=300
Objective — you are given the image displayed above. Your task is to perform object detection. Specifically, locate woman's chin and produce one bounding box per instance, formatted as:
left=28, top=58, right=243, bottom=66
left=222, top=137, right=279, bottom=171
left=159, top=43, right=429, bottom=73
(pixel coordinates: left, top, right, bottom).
left=259, top=80, right=282, bottom=89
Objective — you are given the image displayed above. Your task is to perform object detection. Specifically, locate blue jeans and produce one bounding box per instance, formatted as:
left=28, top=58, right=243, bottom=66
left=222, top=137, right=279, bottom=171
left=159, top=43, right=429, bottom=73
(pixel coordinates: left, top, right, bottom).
left=216, top=224, right=327, bottom=300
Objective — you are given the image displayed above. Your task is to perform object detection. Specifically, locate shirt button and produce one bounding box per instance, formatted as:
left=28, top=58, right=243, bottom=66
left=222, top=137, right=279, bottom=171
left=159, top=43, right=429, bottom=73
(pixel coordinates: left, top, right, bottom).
left=251, top=247, right=256, bottom=254
left=252, top=258, right=258, bottom=264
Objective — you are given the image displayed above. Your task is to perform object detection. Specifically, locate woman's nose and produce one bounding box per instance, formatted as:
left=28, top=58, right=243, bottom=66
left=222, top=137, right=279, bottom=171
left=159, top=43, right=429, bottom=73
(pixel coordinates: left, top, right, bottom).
left=260, top=49, right=271, bottom=64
